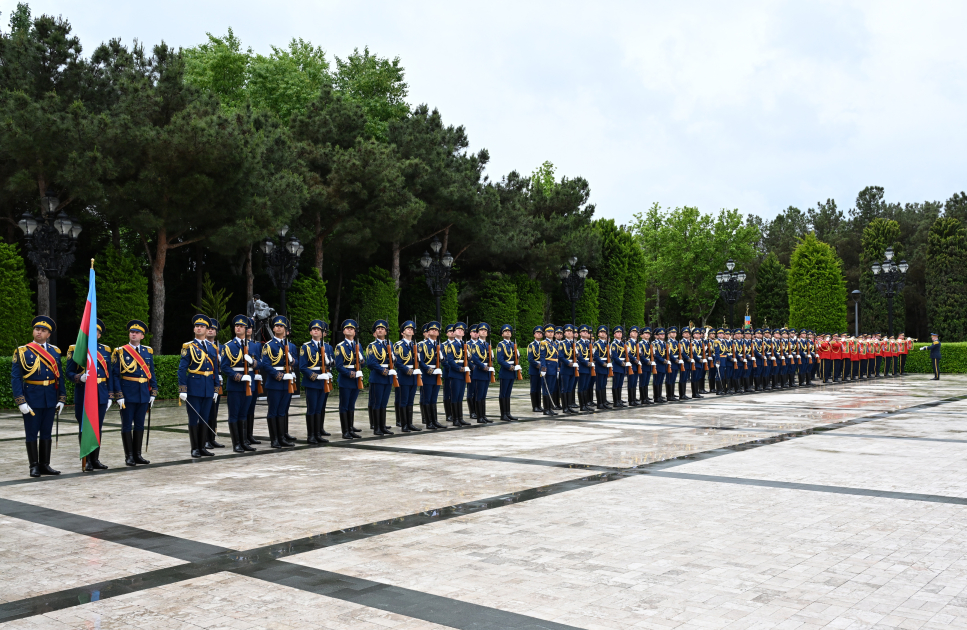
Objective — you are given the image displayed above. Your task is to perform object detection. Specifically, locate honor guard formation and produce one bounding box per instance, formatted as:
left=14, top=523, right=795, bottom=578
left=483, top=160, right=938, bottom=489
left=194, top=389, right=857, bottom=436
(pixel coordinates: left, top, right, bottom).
left=10, top=314, right=940, bottom=477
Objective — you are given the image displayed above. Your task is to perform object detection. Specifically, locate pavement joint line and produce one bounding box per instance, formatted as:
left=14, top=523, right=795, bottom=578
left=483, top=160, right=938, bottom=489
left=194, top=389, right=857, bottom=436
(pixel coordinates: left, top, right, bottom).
left=0, top=387, right=963, bottom=623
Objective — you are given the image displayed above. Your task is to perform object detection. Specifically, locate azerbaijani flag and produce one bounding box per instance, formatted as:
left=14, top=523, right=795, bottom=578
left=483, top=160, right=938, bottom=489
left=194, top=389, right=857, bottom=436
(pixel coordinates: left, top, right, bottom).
left=73, top=263, right=100, bottom=460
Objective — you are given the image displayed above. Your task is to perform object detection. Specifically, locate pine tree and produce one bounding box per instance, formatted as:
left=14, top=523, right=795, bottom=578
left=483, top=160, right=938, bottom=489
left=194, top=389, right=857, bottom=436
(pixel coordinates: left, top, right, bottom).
left=576, top=277, right=600, bottom=330
left=473, top=273, right=518, bottom=330
left=287, top=269, right=329, bottom=346
left=860, top=218, right=905, bottom=334
left=594, top=219, right=629, bottom=326
left=621, top=243, right=647, bottom=327
left=513, top=274, right=546, bottom=348
left=754, top=252, right=788, bottom=329
left=352, top=266, right=399, bottom=347
left=926, top=217, right=967, bottom=341
left=788, top=233, right=847, bottom=332
left=72, top=246, right=151, bottom=349
left=0, top=239, right=35, bottom=356
left=192, top=274, right=233, bottom=342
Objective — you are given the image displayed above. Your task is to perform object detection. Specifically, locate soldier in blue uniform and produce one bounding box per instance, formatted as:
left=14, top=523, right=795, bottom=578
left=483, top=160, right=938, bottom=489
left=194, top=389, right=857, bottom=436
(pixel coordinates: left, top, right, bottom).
left=243, top=318, right=263, bottom=447
left=752, top=328, right=765, bottom=391
left=334, top=320, right=363, bottom=439
left=12, top=316, right=66, bottom=477
left=690, top=327, right=706, bottom=399
left=495, top=324, right=521, bottom=421
left=66, top=318, right=113, bottom=471
left=364, top=319, right=394, bottom=434
left=679, top=326, right=693, bottom=401
left=550, top=326, right=565, bottom=410
left=593, top=325, right=612, bottom=409
left=417, top=321, right=446, bottom=429
left=441, top=324, right=454, bottom=423
left=112, top=319, right=157, bottom=466
left=298, top=319, right=333, bottom=445
left=558, top=324, right=579, bottom=414
left=468, top=322, right=495, bottom=423
left=178, top=315, right=219, bottom=457
left=465, top=324, right=479, bottom=419
left=575, top=324, right=595, bottom=412
left=711, top=328, right=727, bottom=395
left=609, top=326, right=629, bottom=408
left=219, top=314, right=258, bottom=453
left=393, top=320, right=423, bottom=432
left=203, top=319, right=225, bottom=450
left=527, top=325, right=545, bottom=413
left=637, top=327, right=654, bottom=405
left=625, top=326, right=641, bottom=407
left=921, top=333, right=942, bottom=380
left=445, top=322, right=471, bottom=426
left=258, top=315, right=298, bottom=448
left=540, top=324, right=560, bottom=415
left=664, top=326, right=680, bottom=402
left=651, top=328, right=667, bottom=403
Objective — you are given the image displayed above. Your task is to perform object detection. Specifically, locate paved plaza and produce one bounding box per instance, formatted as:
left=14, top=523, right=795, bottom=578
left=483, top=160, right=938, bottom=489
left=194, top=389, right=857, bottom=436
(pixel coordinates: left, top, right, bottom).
left=1, top=375, right=966, bottom=629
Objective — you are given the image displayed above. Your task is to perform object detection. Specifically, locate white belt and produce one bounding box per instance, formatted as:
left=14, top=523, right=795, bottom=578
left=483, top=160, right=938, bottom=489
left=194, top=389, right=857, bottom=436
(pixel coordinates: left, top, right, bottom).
left=380, top=363, right=388, bottom=368
left=308, top=367, right=321, bottom=371
left=232, top=367, right=245, bottom=372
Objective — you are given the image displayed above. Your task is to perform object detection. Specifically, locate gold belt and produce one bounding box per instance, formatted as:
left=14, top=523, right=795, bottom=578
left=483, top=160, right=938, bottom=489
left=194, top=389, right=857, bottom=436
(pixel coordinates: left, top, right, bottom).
left=24, top=379, right=55, bottom=386
left=122, top=376, right=149, bottom=383
left=188, top=370, right=213, bottom=376
left=98, top=377, right=107, bottom=383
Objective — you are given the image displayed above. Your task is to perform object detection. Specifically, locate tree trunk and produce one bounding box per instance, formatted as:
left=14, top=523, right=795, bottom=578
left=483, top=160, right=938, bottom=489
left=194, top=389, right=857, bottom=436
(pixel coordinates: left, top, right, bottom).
left=391, top=240, right=401, bottom=290
left=36, top=272, right=49, bottom=316
left=314, top=211, right=324, bottom=280
left=195, top=243, right=204, bottom=308
left=333, top=265, right=343, bottom=329
left=111, top=222, right=121, bottom=250
left=244, top=244, right=254, bottom=303
left=655, top=287, right=661, bottom=326
left=151, top=231, right=168, bottom=351
left=441, top=226, right=449, bottom=257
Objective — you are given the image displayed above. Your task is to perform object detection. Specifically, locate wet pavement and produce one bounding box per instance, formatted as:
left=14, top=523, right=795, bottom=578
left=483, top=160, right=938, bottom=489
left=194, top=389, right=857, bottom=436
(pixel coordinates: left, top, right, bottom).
left=1, top=374, right=965, bottom=629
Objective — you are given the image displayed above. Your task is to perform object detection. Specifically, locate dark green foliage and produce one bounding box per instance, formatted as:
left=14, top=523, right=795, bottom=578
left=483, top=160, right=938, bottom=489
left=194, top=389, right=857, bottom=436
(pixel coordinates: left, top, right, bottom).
left=754, top=252, right=788, bottom=329
left=904, top=342, right=967, bottom=373
left=576, top=278, right=600, bottom=330
left=860, top=218, right=905, bottom=335
left=621, top=243, right=647, bottom=327
left=926, top=217, right=967, bottom=342
left=595, top=219, right=629, bottom=326
left=473, top=273, right=518, bottom=330
left=72, top=246, right=150, bottom=349
left=788, top=233, right=847, bottom=332
left=401, top=276, right=457, bottom=328
left=0, top=239, right=35, bottom=357
left=352, top=266, right=399, bottom=347
left=192, top=273, right=233, bottom=342
left=287, top=269, right=329, bottom=346
left=513, top=274, right=546, bottom=347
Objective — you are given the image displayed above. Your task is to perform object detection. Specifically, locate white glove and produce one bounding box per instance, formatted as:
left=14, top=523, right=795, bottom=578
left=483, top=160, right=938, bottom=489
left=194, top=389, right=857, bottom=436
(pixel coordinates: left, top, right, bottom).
left=106, top=399, right=113, bottom=411
left=320, top=373, right=331, bottom=381
left=355, top=371, right=363, bottom=378
left=514, top=365, right=522, bottom=371
left=282, top=373, right=295, bottom=381
left=213, top=392, right=219, bottom=402
left=625, top=362, right=632, bottom=367
left=240, top=375, right=251, bottom=383
left=488, top=367, right=495, bottom=372
left=254, top=374, right=263, bottom=381
left=288, top=352, right=294, bottom=363
left=244, top=354, right=254, bottom=364
left=413, top=369, right=422, bottom=375
left=117, top=397, right=126, bottom=408
left=433, top=368, right=443, bottom=375
left=920, top=346, right=927, bottom=351
left=541, top=371, right=547, bottom=377
left=56, top=402, right=65, bottom=414
left=388, top=369, right=398, bottom=376
left=606, top=363, right=613, bottom=368
left=80, top=373, right=88, bottom=383
left=179, top=392, right=188, bottom=401
left=464, top=366, right=471, bottom=372
left=18, top=403, right=32, bottom=415
left=148, top=396, right=156, bottom=407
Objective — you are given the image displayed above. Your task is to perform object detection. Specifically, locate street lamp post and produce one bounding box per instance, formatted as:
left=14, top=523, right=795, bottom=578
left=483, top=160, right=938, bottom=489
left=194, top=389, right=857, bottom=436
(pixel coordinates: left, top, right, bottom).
left=559, top=256, right=589, bottom=325
left=716, top=259, right=746, bottom=329
left=871, top=246, right=908, bottom=338
left=420, top=236, right=454, bottom=323
left=260, top=225, right=303, bottom=316
left=851, top=290, right=862, bottom=337
left=17, top=189, right=82, bottom=344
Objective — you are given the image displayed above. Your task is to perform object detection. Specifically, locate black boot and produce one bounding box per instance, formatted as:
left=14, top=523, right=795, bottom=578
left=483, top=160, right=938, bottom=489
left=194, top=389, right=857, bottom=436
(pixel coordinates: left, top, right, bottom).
left=692, top=380, right=702, bottom=399
left=229, top=422, right=245, bottom=453
left=654, top=382, right=664, bottom=403
left=468, top=398, right=477, bottom=420
left=568, top=391, right=581, bottom=413
left=641, top=384, right=652, bottom=405
left=421, top=404, right=436, bottom=430
left=531, top=391, right=543, bottom=413
left=247, top=413, right=261, bottom=445
left=122, top=431, right=137, bottom=466
left=338, top=412, right=354, bottom=440
left=552, top=391, right=563, bottom=410
left=133, top=429, right=150, bottom=464
left=348, top=410, right=362, bottom=438
left=380, top=408, right=394, bottom=435
left=278, top=417, right=295, bottom=447
left=89, top=447, right=108, bottom=470
left=407, top=406, right=422, bottom=431
left=628, top=387, right=638, bottom=407
left=26, top=441, right=41, bottom=478
left=476, top=400, right=487, bottom=423
left=190, top=423, right=204, bottom=457
left=371, top=407, right=384, bottom=436
left=197, top=424, right=215, bottom=456
left=267, top=416, right=282, bottom=447
left=444, top=401, right=453, bottom=424
left=240, top=420, right=257, bottom=450
left=679, top=378, right=688, bottom=401
left=458, top=402, right=471, bottom=426
left=611, top=387, right=623, bottom=408
left=319, top=410, right=331, bottom=437
left=498, top=398, right=510, bottom=421
left=395, top=404, right=402, bottom=428
left=207, top=415, right=224, bottom=449
left=481, top=399, right=493, bottom=423
left=666, top=383, right=676, bottom=402
left=433, top=405, right=448, bottom=428
left=543, top=395, right=558, bottom=416
left=594, top=388, right=603, bottom=409
left=716, top=379, right=724, bottom=395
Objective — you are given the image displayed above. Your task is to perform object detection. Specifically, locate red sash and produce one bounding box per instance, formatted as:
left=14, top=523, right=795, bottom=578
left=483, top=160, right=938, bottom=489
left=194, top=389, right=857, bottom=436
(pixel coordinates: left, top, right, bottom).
left=27, top=342, right=60, bottom=381
left=97, top=350, right=110, bottom=377
left=123, top=344, right=153, bottom=380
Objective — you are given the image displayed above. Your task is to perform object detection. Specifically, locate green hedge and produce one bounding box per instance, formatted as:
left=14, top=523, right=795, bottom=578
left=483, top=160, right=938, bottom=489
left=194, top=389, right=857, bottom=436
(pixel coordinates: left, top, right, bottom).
left=904, top=342, right=967, bottom=374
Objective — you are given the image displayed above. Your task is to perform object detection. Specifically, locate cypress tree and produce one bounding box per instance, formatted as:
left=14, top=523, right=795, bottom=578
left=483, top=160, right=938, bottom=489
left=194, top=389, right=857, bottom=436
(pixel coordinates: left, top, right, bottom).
left=754, top=252, right=788, bottom=329
left=403, top=276, right=457, bottom=328
left=0, top=239, right=35, bottom=356
left=621, top=242, right=647, bottom=327
left=860, top=218, right=905, bottom=334
left=788, top=233, right=847, bottom=332
left=513, top=274, right=546, bottom=347
left=926, top=217, right=967, bottom=341
left=594, top=219, right=629, bottom=326
left=473, top=273, right=518, bottom=330
left=576, top=277, right=600, bottom=330
left=352, top=266, right=399, bottom=347
left=287, top=269, right=329, bottom=345
left=73, top=246, right=151, bottom=349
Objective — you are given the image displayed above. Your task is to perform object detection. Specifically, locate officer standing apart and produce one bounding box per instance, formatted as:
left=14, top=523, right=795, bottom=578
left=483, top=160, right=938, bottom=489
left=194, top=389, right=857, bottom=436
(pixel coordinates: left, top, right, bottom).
left=178, top=315, right=219, bottom=458
left=258, top=315, right=298, bottom=449
left=334, top=320, right=363, bottom=439
left=12, top=316, right=66, bottom=477
left=66, top=318, right=113, bottom=471
left=299, top=319, right=333, bottom=445
left=113, top=320, right=157, bottom=466
left=495, top=324, right=521, bottom=421
left=921, top=333, right=941, bottom=380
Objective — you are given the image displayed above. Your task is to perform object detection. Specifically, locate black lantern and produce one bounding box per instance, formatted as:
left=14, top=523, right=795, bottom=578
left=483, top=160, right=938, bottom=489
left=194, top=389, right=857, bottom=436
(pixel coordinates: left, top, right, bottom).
left=17, top=189, right=82, bottom=344
left=420, top=236, right=454, bottom=323
left=261, top=225, right=303, bottom=316
left=716, top=258, right=746, bottom=329
left=560, top=256, right=588, bottom=325
left=870, top=246, right=907, bottom=337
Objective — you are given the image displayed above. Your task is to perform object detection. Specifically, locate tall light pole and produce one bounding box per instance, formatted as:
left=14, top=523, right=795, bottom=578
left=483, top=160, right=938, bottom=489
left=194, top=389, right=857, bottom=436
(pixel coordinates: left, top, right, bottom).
left=260, top=225, right=303, bottom=316
left=17, top=189, right=82, bottom=345
left=871, top=246, right=908, bottom=338
left=559, top=256, right=588, bottom=325
left=420, top=236, right=454, bottom=323
left=716, top=258, right=746, bottom=329
left=851, top=290, right=861, bottom=337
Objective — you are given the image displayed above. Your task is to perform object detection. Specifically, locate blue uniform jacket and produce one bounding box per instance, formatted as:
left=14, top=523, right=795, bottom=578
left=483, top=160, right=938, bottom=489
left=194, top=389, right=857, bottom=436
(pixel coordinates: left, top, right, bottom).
left=496, top=339, right=517, bottom=379
left=393, top=339, right=419, bottom=386
left=334, top=339, right=361, bottom=386
left=541, top=339, right=559, bottom=375
left=178, top=339, right=218, bottom=397
left=609, top=340, right=628, bottom=371
left=417, top=339, right=438, bottom=375
left=112, top=344, right=158, bottom=403
left=220, top=338, right=259, bottom=393
left=299, top=340, right=333, bottom=390
left=930, top=340, right=941, bottom=359
left=365, top=339, right=393, bottom=385
left=576, top=339, right=592, bottom=374
left=445, top=339, right=469, bottom=378
left=66, top=342, right=114, bottom=405
left=652, top=340, right=668, bottom=373
left=469, top=339, right=491, bottom=381
left=11, top=342, right=66, bottom=408
left=259, top=337, right=298, bottom=391
left=527, top=340, right=544, bottom=376
left=592, top=339, right=609, bottom=372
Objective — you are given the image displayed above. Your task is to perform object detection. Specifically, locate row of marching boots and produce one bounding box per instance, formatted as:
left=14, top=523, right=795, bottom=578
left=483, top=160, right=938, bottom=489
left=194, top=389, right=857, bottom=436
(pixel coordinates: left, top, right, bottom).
left=712, top=372, right=813, bottom=395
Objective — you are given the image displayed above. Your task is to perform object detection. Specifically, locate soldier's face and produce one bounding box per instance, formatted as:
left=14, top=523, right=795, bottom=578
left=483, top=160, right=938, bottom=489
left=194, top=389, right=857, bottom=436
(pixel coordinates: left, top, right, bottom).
left=429, top=330, right=439, bottom=340
left=566, top=330, right=574, bottom=339
left=503, top=331, right=512, bottom=340
left=206, top=328, right=216, bottom=340
left=581, top=331, right=590, bottom=340
left=669, top=332, right=676, bottom=339
left=598, top=331, right=607, bottom=340
left=310, top=328, right=323, bottom=341
left=375, top=326, right=386, bottom=339
left=273, top=325, right=286, bottom=337
left=343, top=327, right=356, bottom=340
left=534, top=332, right=543, bottom=341
left=130, top=330, right=144, bottom=344
left=32, top=327, right=50, bottom=343
left=614, top=331, right=622, bottom=340
left=642, top=333, right=650, bottom=340
left=195, top=324, right=208, bottom=338
left=235, top=324, right=246, bottom=338
left=455, top=329, right=464, bottom=339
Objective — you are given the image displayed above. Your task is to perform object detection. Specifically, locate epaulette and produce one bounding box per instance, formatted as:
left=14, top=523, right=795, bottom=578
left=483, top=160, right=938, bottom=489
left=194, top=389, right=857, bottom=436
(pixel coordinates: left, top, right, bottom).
left=145, top=346, right=153, bottom=354
left=68, top=344, right=76, bottom=352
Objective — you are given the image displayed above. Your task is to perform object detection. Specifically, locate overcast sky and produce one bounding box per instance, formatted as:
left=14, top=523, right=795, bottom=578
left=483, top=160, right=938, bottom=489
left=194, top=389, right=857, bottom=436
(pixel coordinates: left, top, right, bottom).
left=7, top=0, right=965, bottom=223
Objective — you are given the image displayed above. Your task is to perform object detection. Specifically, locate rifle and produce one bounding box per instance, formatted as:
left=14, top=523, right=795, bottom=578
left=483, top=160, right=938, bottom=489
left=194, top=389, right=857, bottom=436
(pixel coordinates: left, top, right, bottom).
left=283, top=339, right=295, bottom=394
left=635, top=339, right=643, bottom=375
left=573, top=341, right=580, bottom=378
left=387, top=338, right=399, bottom=388
left=691, top=340, right=697, bottom=371
left=321, top=342, right=332, bottom=394
left=625, top=341, right=633, bottom=375
left=414, top=340, right=423, bottom=387
left=355, top=341, right=364, bottom=390
left=606, top=336, right=614, bottom=378
left=243, top=341, right=252, bottom=397
left=436, top=342, right=444, bottom=385
left=589, top=340, right=597, bottom=378
left=487, top=343, right=496, bottom=384
left=514, top=342, right=523, bottom=381
left=463, top=339, right=471, bottom=384
left=650, top=342, right=657, bottom=375
left=751, top=341, right=757, bottom=369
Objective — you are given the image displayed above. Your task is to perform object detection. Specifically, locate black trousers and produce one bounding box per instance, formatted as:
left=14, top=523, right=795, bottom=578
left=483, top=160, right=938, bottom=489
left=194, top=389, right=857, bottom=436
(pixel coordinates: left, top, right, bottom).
left=933, top=357, right=941, bottom=379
